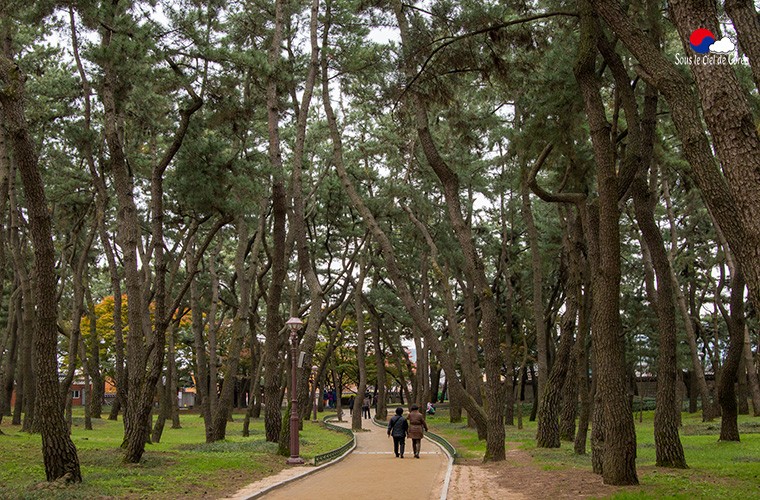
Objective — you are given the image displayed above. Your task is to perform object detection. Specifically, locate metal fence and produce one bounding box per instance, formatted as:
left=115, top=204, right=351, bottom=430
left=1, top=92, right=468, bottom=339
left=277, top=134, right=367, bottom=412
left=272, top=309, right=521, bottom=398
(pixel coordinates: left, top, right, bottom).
left=313, top=416, right=355, bottom=466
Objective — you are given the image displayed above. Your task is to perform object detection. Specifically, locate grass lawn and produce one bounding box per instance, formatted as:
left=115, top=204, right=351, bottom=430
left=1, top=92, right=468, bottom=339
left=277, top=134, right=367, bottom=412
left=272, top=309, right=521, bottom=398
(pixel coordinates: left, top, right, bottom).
left=0, top=409, right=350, bottom=499
left=426, top=409, right=760, bottom=499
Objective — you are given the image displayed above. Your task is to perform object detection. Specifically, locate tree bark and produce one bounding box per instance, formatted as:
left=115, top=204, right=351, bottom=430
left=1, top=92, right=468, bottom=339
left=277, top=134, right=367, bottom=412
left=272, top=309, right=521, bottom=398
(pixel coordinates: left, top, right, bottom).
left=575, top=2, right=638, bottom=484
left=724, top=0, right=760, bottom=92
left=262, top=0, right=288, bottom=444
left=522, top=174, right=548, bottom=410
left=352, top=260, right=368, bottom=431
left=9, top=172, right=35, bottom=432
left=191, top=243, right=212, bottom=438
left=537, top=212, right=579, bottom=448
left=210, top=218, right=253, bottom=441
left=372, top=307, right=388, bottom=420
left=0, top=44, right=82, bottom=482
left=744, top=326, right=760, bottom=416
left=718, top=272, right=745, bottom=441
left=632, top=174, right=686, bottom=468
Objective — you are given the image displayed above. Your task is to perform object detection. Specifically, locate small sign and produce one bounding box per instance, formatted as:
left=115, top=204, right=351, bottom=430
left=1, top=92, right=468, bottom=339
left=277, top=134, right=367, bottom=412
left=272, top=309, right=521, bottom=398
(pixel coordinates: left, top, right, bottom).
left=298, top=351, right=306, bottom=368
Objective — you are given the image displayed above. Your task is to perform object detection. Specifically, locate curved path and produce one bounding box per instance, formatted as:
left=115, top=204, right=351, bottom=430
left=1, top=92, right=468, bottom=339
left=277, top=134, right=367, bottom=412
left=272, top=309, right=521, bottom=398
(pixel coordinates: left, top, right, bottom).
left=232, top=418, right=450, bottom=499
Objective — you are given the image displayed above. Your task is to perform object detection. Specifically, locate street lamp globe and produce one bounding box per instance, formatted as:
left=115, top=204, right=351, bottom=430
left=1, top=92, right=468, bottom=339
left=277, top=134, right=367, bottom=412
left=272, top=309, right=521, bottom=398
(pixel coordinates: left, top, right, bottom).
left=285, top=317, right=303, bottom=332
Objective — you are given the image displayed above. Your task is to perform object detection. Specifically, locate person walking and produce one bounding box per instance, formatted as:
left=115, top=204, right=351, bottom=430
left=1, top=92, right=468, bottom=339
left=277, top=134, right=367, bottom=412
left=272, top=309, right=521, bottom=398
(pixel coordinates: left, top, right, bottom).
left=407, top=404, right=428, bottom=458
left=387, top=407, right=408, bottom=458
left=362, top=395, right=371, bottom=419
left=348, top=396, right=354, bottom=416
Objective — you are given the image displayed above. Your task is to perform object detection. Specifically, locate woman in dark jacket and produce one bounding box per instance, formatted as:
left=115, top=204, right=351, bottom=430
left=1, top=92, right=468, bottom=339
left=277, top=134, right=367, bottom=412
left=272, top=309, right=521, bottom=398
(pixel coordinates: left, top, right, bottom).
left=387, top=407, right=408, bottom=458
left=407, top=404, right=428, bottom=458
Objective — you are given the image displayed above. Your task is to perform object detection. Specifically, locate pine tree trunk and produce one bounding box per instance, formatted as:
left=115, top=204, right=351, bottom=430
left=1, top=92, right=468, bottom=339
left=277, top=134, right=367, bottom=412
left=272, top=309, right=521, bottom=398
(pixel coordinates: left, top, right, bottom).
left=1, top=291, right=18, bottom=419
left=737, top=355, right=750, bottom=415
left=210, top=218, right=251, bottom=441
left=522, top=177, right=548, bottom=412
left=0, top=49, right=82, bottom=481
left=81, top=345, right=93, bottom=431
left=191, top=255, right=212, bottom=438
left=352, top=261, right=368, bottom=431
left=152, top=378, right=170, bottom=443
left=559, top=350, right=578, bottom=442
left=372, top=311, right=388, bottom=420
left=536, top=312, right=575, bottom=448
left=263, top=0, right=287, bottom=444
left=719, top=272, right=745, bottom=442
left=207, top=243, right=221, bottom=429
left=84, top=293, right=104, bottom=420
left=744, top=327, right=760, bottom=416
left=576, top=3, right=638, bottom=484
left=723, top=0, right=760, bottom=94
left=632, top=174, right=686, bottom=468
left=169, top=330, right=180, bottom=429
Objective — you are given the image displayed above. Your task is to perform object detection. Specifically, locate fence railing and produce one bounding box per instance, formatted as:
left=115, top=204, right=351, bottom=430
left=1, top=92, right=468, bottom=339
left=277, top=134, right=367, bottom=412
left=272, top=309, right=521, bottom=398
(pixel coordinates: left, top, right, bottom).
left=313, top=416, right=355, bottom=466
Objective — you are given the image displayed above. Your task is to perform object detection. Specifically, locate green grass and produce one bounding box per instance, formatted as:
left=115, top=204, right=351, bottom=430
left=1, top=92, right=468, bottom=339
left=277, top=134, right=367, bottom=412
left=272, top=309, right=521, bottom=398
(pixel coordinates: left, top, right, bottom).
left=0, top=409, right=350, bottom=499
left=426, top=409, right=760, bottom=499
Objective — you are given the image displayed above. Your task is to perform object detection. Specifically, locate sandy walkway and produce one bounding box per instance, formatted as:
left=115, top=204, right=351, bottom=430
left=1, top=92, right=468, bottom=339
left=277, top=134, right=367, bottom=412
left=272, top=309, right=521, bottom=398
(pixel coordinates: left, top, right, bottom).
left=230, top=418, right=449, bottom=499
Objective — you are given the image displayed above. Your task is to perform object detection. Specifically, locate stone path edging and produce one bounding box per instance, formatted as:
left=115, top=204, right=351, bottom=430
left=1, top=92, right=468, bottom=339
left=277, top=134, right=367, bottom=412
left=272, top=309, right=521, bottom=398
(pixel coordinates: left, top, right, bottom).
left=226, top=419, right=356, bottom=500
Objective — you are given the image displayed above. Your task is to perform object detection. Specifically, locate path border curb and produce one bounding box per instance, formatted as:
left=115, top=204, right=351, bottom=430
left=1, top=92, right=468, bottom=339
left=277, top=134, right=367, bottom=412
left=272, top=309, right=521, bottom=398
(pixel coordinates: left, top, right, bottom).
left=236, top=416, right=356, bottom=499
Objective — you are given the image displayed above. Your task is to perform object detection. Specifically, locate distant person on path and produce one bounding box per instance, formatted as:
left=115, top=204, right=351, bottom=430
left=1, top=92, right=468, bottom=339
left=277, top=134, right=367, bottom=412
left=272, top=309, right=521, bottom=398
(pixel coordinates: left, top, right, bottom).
left=387, top=407, right=408, bottom=458
left=349, top=396, right=354, bottom=415
left=362, top=395, right=371, bottom=419
left=408, top=404, right=428, bottom=458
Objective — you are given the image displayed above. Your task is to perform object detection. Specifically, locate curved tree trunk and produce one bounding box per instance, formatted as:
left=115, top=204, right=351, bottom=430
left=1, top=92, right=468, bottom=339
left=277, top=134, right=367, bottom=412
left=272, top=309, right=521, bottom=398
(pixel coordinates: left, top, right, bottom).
left=719, top=272, right=746, bottom=442
left=537, top=215, right=578, bottom=448
left=744, top=326, right=760, bottom=416
left=351, top=261, right=368, bottom=431
left=633, top=174, right=686, bottom=467
left=522, top=174, right=548, bottom=412
left=262, top=0, right=288, bottom=444
left=372, top=308, right=388, bottom=421
left=575, top=3, right=638, bottom=484
left=210, top=218, right=253, bottom=441
left=0, top=46, right=82, bottom=482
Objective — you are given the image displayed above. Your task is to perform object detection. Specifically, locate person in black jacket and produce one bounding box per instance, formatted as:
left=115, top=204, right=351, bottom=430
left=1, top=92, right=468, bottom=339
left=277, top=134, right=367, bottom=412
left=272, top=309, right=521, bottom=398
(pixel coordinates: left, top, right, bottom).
left=387, top=407, right=408, bottom=458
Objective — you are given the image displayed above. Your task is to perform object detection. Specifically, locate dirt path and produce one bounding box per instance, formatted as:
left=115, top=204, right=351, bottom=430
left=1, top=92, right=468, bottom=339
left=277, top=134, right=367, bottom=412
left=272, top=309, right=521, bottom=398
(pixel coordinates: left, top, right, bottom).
left=446, top=443, right=621, bottom=500
left=229, top=419, right=449, bottom=499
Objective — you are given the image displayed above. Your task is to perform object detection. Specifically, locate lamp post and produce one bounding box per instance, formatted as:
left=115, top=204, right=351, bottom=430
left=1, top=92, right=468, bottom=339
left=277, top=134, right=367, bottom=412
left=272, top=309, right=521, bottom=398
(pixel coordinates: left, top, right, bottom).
left=311, top=365, right=318, bottom=421
left=285, top=317, right=304, bottom=465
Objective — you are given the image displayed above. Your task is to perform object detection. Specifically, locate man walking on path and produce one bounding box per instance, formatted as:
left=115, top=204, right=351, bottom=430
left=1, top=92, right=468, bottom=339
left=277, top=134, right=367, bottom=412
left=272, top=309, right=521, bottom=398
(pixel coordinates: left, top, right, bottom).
left=362, top=395, right=371, bottom=419
left=408, top=404, right=428, bottom=458
left=387, top=407, right=408, bottom=458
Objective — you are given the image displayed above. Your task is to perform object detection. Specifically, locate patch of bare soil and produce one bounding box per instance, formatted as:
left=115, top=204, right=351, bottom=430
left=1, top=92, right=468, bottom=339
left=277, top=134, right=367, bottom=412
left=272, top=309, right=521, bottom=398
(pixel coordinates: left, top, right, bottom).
left=447, top=443, right=622, bottom=500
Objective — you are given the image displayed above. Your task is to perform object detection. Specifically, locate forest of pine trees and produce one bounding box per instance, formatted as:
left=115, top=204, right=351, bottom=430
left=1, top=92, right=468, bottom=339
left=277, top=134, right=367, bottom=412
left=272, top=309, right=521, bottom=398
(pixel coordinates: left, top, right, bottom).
left=0, top=0, right=759, bottom=488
